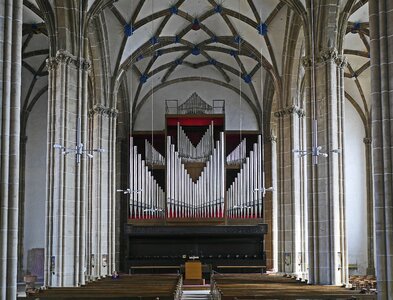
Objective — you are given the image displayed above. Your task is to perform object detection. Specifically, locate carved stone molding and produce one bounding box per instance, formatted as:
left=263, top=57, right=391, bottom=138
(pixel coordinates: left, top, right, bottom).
left=363, top=137, right=372, bottom=145
left=46, top=49, right=91, bottom=71
left=302, top=48, right=347, bottom=68
left=274, top=105, right=305, bottom=118
left=89, top=104, right=118, bottom=118
left=301, top=55, right=313, bottom=68
left=318, top=47, right=339, bottom=63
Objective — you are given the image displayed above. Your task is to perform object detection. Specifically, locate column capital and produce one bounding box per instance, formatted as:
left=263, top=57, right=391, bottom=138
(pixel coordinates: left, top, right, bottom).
left=301, top=55, right=313, bottom=68
left=265, top=135, right=277, bottom=143
left=317, top=48, right=347, bottom=68
left=317, top=47, right=339, bottom=63
left=274, top=105, right=305, bottom=118
left=46, top=50, right=91, bottom=71
left=302, top=48, right=347, bottom=68
left=89, top=104, right=118, bottom=118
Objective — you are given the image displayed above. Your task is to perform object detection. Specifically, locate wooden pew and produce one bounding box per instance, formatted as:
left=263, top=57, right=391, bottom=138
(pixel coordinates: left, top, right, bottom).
left=211, top=273, right=377, bottom=299
left=29, top=274, right=181, bottom=299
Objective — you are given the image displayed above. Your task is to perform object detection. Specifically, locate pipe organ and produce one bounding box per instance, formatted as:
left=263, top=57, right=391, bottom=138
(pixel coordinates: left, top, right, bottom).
left=126, top=94, right=265, bottom=221
left=128, top=132, right=264, bottom=220
left=123, top=93, right=267, bottom=274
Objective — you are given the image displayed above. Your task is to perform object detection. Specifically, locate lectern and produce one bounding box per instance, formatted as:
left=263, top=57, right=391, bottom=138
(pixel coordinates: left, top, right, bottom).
left=184, top=260, right=204, bottom=285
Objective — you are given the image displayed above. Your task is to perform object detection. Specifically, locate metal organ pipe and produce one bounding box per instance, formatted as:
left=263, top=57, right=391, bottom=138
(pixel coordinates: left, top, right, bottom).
left=129, top=138, right=165, bottom=219
left=129, top=131, right=263, bottom=220
left=227, top=135, right=263, bottom=218
left=177, top=123, right=214, bottom=162
left=226, top=138, right=247, bottom=165
left=165, top=133, right=224, bottom=218
left=145, top=139, right=165, bottom=165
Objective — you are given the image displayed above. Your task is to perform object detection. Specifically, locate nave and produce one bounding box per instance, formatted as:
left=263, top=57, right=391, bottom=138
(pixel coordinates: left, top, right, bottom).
left=2, top=0, right=393, bottom=299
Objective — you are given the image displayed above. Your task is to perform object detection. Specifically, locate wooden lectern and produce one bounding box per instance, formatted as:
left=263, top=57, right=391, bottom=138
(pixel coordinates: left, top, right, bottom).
left=184, top=260, right=204, bottom=285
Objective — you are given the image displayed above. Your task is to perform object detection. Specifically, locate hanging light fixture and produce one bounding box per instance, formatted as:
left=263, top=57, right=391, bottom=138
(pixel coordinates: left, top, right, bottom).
left=53, top=118, right=105, bottom=164
left=292, top=1, right=340, bottom=164
left=53, top=2, right=104, bottom=163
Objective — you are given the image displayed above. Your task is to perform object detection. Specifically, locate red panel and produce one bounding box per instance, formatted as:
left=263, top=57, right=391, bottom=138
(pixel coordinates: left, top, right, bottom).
left=166, top=116, right=224, bottom=126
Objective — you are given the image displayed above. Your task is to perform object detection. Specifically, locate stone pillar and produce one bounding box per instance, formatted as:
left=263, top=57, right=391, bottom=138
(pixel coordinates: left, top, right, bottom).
left=86, top=105, right=117, bottom=280
left=0, top=1, right=22, bottom=299
left=304, top=48, right=347, bottom=285
left=45, top=50, right=90, bottom=287
left=17, top=135, right=27, bottom=281
left=274, top=106, right=307, bottom=278
left=369, top=1, right=393, bottom=298
left=264, top=134, right=276, bottom=271
left=363, top=137, right=375, bottom=276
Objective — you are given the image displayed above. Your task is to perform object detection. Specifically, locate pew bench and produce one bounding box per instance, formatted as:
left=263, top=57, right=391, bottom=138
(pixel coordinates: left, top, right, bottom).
left=129, top=265, right=181, bottom=274
left=216, top=265, right=266, bottom=273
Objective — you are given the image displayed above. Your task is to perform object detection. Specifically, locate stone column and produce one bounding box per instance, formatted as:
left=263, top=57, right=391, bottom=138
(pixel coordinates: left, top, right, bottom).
left=17, top=135, right=27, bottom=281
left=274, top=105, right=307, bottom=278
left=363, top=137, right=375, bottom=276
left=263, top=134, right=276, bottom=271
left=304, top=48, right=347, bottom=285
left=45, top=50, right=90, bottom=287
left=86, top=105, right=117, bottom=280
left=0, top=1, right=22, bottom=299
left=369, top=1, right=393, bottom=298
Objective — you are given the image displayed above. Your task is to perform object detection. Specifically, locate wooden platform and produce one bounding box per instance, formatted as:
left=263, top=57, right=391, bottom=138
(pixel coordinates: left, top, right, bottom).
left=212, top=273, right=377, bottom=299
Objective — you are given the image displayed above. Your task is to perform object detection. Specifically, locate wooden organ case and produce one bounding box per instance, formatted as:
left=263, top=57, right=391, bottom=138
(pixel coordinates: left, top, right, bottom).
left=123, top=93, right=268, bottom=274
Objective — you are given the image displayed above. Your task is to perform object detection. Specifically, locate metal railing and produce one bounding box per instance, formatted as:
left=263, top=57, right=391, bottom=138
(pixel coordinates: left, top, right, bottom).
left=174, top=275, right=183, bottom=300
left=210, top=274, right=222, bottom=300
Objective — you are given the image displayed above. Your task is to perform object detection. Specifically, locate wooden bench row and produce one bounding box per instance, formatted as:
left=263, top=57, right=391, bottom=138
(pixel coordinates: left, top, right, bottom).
left=29, top=274, right=180, bottom=299
left=211, top=274, right=377, bottom=299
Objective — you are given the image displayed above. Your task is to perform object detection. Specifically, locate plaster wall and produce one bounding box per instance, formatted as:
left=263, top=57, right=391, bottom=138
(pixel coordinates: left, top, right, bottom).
left=344, top=101, right=368, bottom=275
left=134, top=81, right=258, bottom=131
left=23, top=95, right=48, bottom=275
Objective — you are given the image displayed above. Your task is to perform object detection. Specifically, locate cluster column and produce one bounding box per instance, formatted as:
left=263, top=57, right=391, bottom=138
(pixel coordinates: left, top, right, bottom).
left=304, top=48, right=347, bottom=285
left=274, top=105, right=308, bottom=279
left=0, top=1, right=23, bottom=299
left=45, top=50, right=90, bottom=287
left=369, top=1, right=393, bottom=298
left=86, top=105, right=117, bottom=280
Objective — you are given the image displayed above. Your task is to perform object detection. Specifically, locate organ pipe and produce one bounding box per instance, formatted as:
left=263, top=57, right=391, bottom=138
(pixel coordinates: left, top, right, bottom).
left=129, top=131, right=264, bottom=220
left=166, top=132, right=225, bottom=218
left=145, top=139, right=165, bottom=166
left=226, top=138, right=247, bottom=165
left=129, top=138, right=165, bottom=219
left=227, top=136, right=264, bottom=218
left=177, top=122, right=214, bottom=163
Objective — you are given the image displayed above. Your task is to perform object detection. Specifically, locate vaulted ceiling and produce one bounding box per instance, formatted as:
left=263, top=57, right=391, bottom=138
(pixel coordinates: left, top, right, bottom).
left=101, top=0, right=294, bottom=126
left=21, top=0, right=370, bottom=133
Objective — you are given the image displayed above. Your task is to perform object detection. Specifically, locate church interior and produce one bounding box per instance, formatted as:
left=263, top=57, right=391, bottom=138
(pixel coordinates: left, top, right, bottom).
left=1, top=0, right=392, bottom=299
